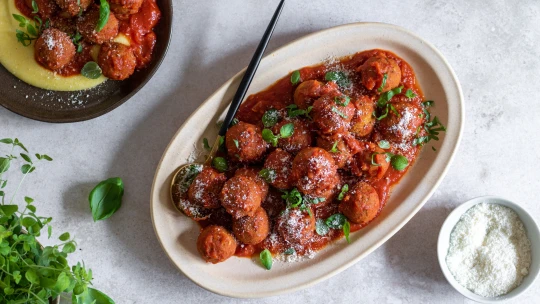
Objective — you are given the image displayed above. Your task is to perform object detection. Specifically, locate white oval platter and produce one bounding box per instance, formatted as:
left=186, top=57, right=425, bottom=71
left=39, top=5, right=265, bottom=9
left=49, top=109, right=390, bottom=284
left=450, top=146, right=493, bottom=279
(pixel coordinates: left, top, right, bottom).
left=150, top=22, right=464, bottom=298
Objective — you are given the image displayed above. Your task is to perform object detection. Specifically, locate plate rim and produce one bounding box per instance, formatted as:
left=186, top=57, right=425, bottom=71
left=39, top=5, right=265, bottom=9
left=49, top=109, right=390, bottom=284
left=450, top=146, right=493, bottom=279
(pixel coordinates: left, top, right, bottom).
left=0, top=0, right=174, bottom=123
left=150, top=21, right=465, bottom=298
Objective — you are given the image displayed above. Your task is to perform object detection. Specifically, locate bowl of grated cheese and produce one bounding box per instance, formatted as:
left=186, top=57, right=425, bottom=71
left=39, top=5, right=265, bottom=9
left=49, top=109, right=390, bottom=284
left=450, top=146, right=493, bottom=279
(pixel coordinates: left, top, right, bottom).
left=437, top=196, right=540, bottom=303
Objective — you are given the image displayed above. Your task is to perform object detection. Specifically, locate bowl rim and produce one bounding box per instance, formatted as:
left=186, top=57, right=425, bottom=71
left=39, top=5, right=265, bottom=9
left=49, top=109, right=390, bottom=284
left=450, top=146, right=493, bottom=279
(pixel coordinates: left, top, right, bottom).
left=150, top=21, right=465, bottom=298
left=437, top=195, right=540, bottom=303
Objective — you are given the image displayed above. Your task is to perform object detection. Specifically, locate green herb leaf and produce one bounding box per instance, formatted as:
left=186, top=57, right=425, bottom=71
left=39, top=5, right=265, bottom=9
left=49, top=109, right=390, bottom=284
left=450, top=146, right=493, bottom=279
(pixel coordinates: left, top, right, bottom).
left=0, top=205, right=18, bottom=217
left=290, top=70, right=301, bottom=85
left=212, top=157, right=228, bottom=173
left=42, top=154, right=53, bottom=161
left=12, top=14, right=27, bottom=27
left=286, top=104, right=306, bottom=118
left=262, top=109, right=279, bottom=128
left=202, top=138, right=211, bottom=150
left=233, top=139, right=239, bottom=149
left=0, top=138, right=13, bottom=144
left=89, top=177, right=124, bottom=221
left=331, top=106, right=348, bottom=119
left=20, top=153, right=32, bottom=163
left=377, top=73, right=388, bottom=93
left=260, top=249, right=272, bottom=270
left=284, top=248, right=295, bottom=255
left=315, top=218, right=330, bottom=236
left=279, top=123, right=294, bottom=138
left=377, top=85, right=403, bottom=107
left=24, top=196, right=34, bottom=204
left=59, top=232, right=70, bottom=241
left=21, top=164, right=34, bottom=174
left=26, top=24, right=38, bottom=37
left=337, top=184, right=349, bottom=201
left=391, top=155, right=409, bottom=171
left=423, top=100, right=434, bottom=107
left=262, top=129, right=278, bottom=147
left=281, top=188, right=303, bottom=208
left=81, top=61, right=102, bottom=79
left=63, top=242, right=76, bottom=253
left=325, top=71, right=350, bottom=88
left=330, top=141, right=339, bottom=153
left=334, top=95, right=350, bottom=107
left=96, top=0, right=110, bottom=32
left=25, top=269, right=39, bottom=284
left=259, top=168, right=276, bottom=183
left=343, top=221, right=351, bottom=243
left=31, top=0, right=39, bottom=13
left=76, top=287, right=115, bottom=304
left=325, top=213, right=347, bottom=229
left=0, top=157, right=10, bottom=173
left=378, top=140, right=390, bottom=149
left=405, top=89, right=417, bottom=98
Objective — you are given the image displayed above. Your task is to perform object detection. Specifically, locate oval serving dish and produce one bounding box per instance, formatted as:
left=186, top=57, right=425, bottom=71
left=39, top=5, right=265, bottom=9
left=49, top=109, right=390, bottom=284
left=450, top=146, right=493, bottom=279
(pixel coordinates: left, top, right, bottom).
left=151, top=22, right=464, bottom=298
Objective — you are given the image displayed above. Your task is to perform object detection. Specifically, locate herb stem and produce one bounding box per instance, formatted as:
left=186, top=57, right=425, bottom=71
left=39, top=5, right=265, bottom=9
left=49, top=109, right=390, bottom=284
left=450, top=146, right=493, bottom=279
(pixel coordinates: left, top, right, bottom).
left=9, top=162, right=37, bottom=205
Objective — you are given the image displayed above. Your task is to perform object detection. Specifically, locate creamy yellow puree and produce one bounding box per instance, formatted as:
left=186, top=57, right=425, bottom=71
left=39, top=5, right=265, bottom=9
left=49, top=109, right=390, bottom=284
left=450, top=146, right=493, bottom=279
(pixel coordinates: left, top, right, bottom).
left=0, top=0, right=108, bottom=91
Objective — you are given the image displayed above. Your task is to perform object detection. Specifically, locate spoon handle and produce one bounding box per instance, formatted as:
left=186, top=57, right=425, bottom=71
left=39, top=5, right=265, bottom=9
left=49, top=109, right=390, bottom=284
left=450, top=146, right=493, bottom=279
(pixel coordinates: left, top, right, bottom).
left=218, top=0, right=286, bottom=137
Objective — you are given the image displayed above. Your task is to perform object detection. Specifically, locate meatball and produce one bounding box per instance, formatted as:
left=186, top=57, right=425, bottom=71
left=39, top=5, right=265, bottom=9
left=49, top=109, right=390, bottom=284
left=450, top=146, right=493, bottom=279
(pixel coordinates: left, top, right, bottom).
left=276, top=208, right=315, bottom=246
left=339, top=182, right=380, bottom=225
left=235, top=167, right=269, bottom=200
left=263, top=148, right=294, bottom=190
left=77, top=6, right=119, bottom=44
left=350, top=143, right=390, bottom=181
left=359, top=55, right=401, bottom=92
left=291, top=147, right=338, bottom=198
left=293, top=80, right=339, bottom=110
left=34, top=28, right=76, bottom=70
left=377, top=101, right=424, bottom=142
left=55, top=0, right=92, bottom=17
left=316, top=133, right=362, bottom=169
left=25, top=0, right=58, bottom=19
left=272, top=119, right=312, bottom=154
left=97, top=42, right=137, bottom=80
left=187, top=166, right=227, bottom=209
left=311, top=93, right=356, bottom=135
left=50, top=15, right=77, bottom=36
left=350, top=95, right=376, bottom=137
left=196, top=225, right=237, bottom=264
left=225, top=121, right=268, bottom=163
left=232, top=207, right=270, bottom=245
left=220, top=175, right=263, bottom=219
left=261, top=188, right=286, bottom=218
left=109, top=0, right=143, bottom=15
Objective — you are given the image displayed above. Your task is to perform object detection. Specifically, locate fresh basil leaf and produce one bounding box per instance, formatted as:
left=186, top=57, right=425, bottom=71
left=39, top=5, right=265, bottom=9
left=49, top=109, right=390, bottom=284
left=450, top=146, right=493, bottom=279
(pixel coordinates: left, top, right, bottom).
left=391, top=155, right=409, bottom=171
left=31, top=0, right=39, bottom=14
left=260, top=249, right=272, bottom=270
left=96, top=0, right=110, bottom=32
left=279, top=123, right=294, bottom=138
left=233, top=139, right=239, bottom=149
left=259, top=168, right=276, bottom=183
left=290, top=70, right=301, bottom=85
left=81, top=62, right=102, bottom=79
left=378, top=140, right=390, bottom=149
left=0, top=158, right=10, bottom=173
left=262, top=129, right=278, bottom=147
left=212, top=157, right=228, bottom=173
left=337, top=184, right=349, bottom=201
left=284, top=248, right=295, bottom=255
left=377, top=73, right=388, bottom=93
left=334, top=95, right=350, bottom=106
left=330, top=141, right=339, bottom=153
left=343, top=221, right=351, bottom=244
left=202, top=138, right=211, bottom=150
left=325, top=213, right=347, bottom=229
left=325, top=71, right=350, bottom=88
left=331, top=107, right=348, bottom=119
left=262, top=109, right=279, bottom=128
left=423, top=100, right=434, bottom=107
left=315, top=218, right=329, bottom=236
left=405, top=89, right=416, bottom=98
left=89, top=177, right=124, bottom=221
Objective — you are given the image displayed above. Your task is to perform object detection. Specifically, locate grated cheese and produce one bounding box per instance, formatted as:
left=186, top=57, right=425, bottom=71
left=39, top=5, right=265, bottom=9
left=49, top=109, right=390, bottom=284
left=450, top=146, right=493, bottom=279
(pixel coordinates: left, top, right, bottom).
left=446, top=203, right=531, bottom=297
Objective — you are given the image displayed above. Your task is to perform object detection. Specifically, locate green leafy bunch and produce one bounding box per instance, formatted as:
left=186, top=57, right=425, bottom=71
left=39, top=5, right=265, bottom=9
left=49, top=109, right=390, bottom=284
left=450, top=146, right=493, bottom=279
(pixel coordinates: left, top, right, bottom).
left=0, top=138, right=113, bottom=304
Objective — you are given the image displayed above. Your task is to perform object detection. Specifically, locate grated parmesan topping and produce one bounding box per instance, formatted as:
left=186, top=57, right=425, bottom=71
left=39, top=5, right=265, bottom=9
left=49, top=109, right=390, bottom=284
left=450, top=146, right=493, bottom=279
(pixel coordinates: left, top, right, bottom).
left=446, top=203, right=532, bottom=297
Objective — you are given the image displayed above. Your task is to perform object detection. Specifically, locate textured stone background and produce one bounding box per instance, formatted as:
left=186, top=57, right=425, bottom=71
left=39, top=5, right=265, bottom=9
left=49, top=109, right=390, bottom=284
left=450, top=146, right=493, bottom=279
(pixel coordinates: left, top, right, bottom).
left=1, top=0, right=539, bottom=303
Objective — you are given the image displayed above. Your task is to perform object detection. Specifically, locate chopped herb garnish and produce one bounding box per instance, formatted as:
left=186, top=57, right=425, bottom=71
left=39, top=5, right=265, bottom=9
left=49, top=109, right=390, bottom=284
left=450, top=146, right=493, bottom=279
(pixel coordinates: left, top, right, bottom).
left=377, top=73, right=388, bottom=93
left=202, top=138, right=211, bottom=150
left=212, top=157, right=228, bottom=173
left=81, top=62, right=102, bottom=79
left=334, top=95, right=350, bottom=107
left=405, top=89, right=417, bottom=98
left=262, top=109, right=279, bottom=128
left=231, top=118, right=240, bottom=126
left=325, top=213, right=347, bottom=229
left=337, top=184, right=349, bottom=201
left=260, top=249, right=273, bottom=270
left=330, top=141, right=339, bottom=153
left=286, top=104, right=312, bottom=119
left=390, top=155, right=409, bottom=171
left=72, top=31, right=84, bottom=53
left=316, top=218, right=330, bottom=236
left=343, top=221, right=351, bottom=243
left=377, top=85, right=403, bottom=107
left=331, top=106, right=348, bottom=119
left=413, top=101, right=446, bottom=147
left=96, top=0, right=110, bottom=32
left=233, top=139, right=239, bottom=149
left=284, top=248, right=296, bottom=255
left=423, top=100, right=434, bottom=107
left=290, top=70, right=301, bottom=85
left=325, top=71, right=350, bottom=88
left=259, top=168, right=276, bottom=183
left=31, top=0, right=39, bottom=14
left=378, top=140, right=390, bottom=149
left=281, top=188, right=303, bottom=208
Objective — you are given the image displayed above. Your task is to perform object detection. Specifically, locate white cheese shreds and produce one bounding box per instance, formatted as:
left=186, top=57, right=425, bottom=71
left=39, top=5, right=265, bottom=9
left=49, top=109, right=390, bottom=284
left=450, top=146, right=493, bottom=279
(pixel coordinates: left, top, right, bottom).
left=446, top=203, right=532, bottom=297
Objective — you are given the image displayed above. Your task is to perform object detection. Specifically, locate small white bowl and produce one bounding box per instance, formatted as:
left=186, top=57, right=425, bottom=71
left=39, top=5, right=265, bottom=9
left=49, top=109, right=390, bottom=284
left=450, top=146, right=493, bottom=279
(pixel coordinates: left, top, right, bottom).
left=437, top=196, right=540, bottom=303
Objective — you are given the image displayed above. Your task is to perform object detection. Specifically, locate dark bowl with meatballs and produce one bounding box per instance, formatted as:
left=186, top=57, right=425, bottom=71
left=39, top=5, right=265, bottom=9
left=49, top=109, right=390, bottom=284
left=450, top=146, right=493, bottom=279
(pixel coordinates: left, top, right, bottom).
left=0, top=0, right=172, bottom=122
left=151, top=23, right=464, bottom=298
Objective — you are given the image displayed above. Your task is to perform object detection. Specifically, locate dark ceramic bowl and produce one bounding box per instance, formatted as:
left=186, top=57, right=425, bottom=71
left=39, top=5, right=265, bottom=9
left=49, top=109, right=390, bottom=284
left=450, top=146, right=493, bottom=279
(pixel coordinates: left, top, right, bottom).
left=0, top=0, right=173, bottom=123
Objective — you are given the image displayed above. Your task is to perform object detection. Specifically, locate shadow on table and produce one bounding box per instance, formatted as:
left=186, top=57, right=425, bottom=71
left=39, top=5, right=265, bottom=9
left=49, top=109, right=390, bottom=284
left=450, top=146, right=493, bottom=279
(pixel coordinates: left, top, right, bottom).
left=95, top=24, right=322, bottom=291
left=382, top=195, right=461, bottom=290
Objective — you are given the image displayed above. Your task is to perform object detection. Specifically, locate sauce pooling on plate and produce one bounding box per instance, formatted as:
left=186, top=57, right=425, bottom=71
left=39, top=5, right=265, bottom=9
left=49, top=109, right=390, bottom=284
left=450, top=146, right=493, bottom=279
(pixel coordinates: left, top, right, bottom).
left=173, top=49, right=446, bottom=266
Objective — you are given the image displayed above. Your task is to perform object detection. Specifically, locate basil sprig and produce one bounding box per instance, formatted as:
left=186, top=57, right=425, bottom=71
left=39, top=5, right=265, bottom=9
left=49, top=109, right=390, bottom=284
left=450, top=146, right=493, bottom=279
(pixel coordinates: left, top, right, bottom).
left=281, top=188, right=324, bottom=217
left=262, top=123, right=294, bottom=147
left=413, top=101, right=446, bottom=148
left=96, top=0, right=111, bottom=32
left=373, top=86, right=403, bottom=120
left=325, top=70, right=350, bottom=88
left=89, top=177, right=124, bottom=221
left=337, top=184, right=349, bottom=201
left=316, top=213, right=351, bottom=243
